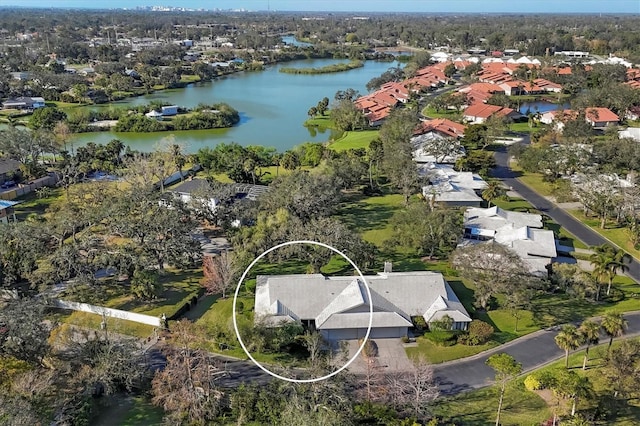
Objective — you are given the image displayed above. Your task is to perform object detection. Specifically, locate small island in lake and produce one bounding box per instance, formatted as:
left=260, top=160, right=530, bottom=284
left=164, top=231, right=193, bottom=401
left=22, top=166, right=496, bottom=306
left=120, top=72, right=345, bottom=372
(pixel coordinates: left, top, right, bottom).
left=279, top=60, right=364, bottom=74
left=74, top=102, right=240, bottom=133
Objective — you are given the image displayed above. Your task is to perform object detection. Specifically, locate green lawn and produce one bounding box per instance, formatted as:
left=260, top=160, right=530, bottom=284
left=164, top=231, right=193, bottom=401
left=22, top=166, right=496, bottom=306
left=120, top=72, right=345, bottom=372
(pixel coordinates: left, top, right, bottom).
left=509, top=121, right=544, bottom=134
left=406, top=338, right=499, bottom=364
left=329, top=130, right=379, bottom=152
left=567, top=209, right=640, bottom=260
left=434, top=382, right=551, bottom=425
left=517, top=173, right=555, bottom=197
left=13, top=187, right=65, bottom=220
left=421, top=106, right=463, bottom=120
left=304, top=115, right=334, bottom=128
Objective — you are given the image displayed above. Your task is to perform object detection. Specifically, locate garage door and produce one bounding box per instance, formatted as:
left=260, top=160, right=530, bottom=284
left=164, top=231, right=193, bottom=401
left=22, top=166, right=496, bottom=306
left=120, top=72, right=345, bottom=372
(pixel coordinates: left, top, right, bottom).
left=326, top=327, right=406, bottom=340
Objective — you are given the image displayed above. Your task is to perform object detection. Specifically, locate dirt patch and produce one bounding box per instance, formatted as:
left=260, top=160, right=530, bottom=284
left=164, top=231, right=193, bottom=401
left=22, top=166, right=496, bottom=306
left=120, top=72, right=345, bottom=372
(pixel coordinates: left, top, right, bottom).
left=535, top=389, right=569, bottom=415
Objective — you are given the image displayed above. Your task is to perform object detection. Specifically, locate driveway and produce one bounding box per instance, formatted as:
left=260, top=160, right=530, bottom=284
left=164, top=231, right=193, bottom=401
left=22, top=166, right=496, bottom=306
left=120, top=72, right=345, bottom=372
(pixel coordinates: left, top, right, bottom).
left=345, top=338, right=415, bottom=373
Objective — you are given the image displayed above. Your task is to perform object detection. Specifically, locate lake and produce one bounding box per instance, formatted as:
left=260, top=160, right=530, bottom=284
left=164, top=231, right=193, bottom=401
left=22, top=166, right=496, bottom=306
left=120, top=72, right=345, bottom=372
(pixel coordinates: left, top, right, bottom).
left=70, top=59, right=398, bottom=153
left=519, top=100, right=570, bottom=114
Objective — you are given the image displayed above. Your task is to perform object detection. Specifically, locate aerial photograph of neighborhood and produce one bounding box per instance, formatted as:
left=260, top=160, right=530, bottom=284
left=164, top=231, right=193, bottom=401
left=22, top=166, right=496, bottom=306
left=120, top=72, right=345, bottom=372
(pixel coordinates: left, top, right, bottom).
left=0, top=0, right=639, bottom=424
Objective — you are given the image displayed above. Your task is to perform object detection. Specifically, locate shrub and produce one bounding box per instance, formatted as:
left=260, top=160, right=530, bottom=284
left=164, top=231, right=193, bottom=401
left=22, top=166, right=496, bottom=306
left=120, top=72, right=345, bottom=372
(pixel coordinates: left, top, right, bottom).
left=524, top=374, right=542, bottom=391
left=401, top=335, right=410, bottom=344
left=411, top=315, right=427, bottom=331
left=424, top=330, right=458, bottom=347
left=464, top=320, right=494, bottom=345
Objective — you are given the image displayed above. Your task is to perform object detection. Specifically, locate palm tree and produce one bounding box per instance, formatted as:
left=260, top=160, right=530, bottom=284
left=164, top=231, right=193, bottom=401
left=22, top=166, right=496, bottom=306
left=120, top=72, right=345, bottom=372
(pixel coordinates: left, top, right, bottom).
left=589, top=244, right=629, bottom=298
left=601, top=311, right=627, bottom=351
left=482, top=180, right=505, bottom=207
left=605, top=248, right=629, bottom=296
left=555, top=324, right=583, bottom=368
left=578, top=320, right=600, bottom=370
left=589, top=244, right=613, bottom=301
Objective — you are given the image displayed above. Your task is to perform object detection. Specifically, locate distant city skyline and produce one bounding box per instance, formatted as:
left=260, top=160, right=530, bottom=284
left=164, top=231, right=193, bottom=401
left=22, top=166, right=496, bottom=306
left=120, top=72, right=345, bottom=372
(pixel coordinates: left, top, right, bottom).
left=0, top=0, right=639, bottom=13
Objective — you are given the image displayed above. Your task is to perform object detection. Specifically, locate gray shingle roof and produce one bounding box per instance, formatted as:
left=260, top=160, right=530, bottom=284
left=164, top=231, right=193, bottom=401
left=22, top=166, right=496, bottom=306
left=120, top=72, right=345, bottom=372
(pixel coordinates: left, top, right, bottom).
left=255, top=271, right=471, bottom=330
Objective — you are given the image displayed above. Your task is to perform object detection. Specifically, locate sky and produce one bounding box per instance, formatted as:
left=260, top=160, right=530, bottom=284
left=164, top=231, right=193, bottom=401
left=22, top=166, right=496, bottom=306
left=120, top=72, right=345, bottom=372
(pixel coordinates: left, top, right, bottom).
left=1, top=0, right=639, bottom=14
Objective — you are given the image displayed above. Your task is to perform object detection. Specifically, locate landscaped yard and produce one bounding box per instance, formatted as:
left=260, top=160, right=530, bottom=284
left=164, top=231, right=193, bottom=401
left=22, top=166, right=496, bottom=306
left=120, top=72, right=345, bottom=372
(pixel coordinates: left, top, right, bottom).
left=421, top=106, right=463, bottom=120
left=13, top=187, right=65, bottom=221
left=567, top=209, right=640, bottom=261
left=434, top=338, right=640, bottom=425
left=434, top=381, right=551, bottom=425
left=57, top=268, right=203, bottom=339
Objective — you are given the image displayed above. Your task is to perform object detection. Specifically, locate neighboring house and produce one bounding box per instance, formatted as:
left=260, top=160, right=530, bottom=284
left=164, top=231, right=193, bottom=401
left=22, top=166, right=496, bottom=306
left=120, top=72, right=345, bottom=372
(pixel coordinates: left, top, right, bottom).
left=462, top=206, right=557, bottom=276
left=2, top=96, right=45, bottom=110
left=541, top=108, right=619, bottom=129
left=0, top=200, right=18, bottom=224
left=499, top=81, right=544, bottom=96
left=533, top=78, right=563, bottom=93
left=0, top=159, right=21, bottom=184
left=168, top=178, right=268, bottom=218
left=414, top=118, right=466, bottom=139
left=420, top=163, right=487, bottom=207
left=254, top=270, right=472, bottom=341
left=412, top=119, right=467, bottom=163
left=462, top=103, right=521, bottom=124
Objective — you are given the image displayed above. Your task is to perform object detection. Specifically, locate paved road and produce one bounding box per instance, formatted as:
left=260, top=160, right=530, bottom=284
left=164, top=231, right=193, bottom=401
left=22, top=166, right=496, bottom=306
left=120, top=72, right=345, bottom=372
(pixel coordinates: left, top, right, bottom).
left=492, top=146, right=640, bottom=283
left=434, top=311, right=640, bottom=395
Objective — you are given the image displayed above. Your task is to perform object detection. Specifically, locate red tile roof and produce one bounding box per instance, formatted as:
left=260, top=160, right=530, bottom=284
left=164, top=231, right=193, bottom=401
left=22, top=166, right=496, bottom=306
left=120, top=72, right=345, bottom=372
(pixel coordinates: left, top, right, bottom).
left=414, top=118, right=467, bottom=138
left=463, top=103, right=515, bottom=119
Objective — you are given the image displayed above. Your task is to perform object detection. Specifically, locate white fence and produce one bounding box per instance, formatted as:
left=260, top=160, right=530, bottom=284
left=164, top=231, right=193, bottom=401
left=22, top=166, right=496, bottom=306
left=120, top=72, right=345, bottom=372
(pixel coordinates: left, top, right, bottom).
left=52, top=299, right=162, bottom=327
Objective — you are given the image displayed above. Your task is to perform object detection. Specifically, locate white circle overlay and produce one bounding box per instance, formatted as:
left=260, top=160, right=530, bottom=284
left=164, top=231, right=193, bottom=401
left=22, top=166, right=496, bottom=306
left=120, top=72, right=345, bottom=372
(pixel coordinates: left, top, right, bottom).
left=232, top=240, right=373, bottom=383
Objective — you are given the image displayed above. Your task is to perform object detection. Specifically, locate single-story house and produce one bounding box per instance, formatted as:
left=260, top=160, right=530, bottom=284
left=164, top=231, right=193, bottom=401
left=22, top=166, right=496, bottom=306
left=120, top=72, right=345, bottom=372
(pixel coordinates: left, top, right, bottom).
left=462, top=103, right=522, bottom=124
left=533, top=78, right=563, bottom=93
left=420, top=163, right=487, bottom=207
left=414, top=118, right=466, bottom=139
left=499, top=81, right=544, bottom=96
left=254, top=270, right=472, bottom=341
left=2, top=97, right=45, bottom=110
left=168, top=178, right=268, bottom=222
left=540, top=107, right=619, bottom=129
left=462, top=206, right=557, bottom=276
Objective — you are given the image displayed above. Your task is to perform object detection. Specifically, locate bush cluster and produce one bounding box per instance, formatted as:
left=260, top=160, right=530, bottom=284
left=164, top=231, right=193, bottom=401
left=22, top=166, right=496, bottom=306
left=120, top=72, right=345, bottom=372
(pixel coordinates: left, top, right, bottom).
left=424, top=330, right=458, bottom=347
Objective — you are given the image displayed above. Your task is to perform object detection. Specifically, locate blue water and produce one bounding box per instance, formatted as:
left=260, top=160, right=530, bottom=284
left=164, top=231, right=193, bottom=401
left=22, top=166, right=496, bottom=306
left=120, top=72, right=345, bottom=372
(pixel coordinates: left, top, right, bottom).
left=71, top=58, right=399, bottom=153
left=519, top=100, right=570, bottom=114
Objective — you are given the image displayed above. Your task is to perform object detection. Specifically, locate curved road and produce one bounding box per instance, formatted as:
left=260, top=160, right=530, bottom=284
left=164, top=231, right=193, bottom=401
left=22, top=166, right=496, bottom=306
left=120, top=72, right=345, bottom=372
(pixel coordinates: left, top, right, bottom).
left=433, top=311, right=640, bottom=395
left=492, top=146, right=640, bottom=282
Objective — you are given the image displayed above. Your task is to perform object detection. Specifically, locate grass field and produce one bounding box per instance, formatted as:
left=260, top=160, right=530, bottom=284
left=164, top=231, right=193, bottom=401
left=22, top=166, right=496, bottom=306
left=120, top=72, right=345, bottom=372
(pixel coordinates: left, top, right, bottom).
left=329, top=130, right=379, bottom=151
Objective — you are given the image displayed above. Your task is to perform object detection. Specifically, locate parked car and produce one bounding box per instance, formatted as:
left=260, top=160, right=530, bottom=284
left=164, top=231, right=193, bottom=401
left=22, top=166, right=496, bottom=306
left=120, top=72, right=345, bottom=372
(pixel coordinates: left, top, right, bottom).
left=0, top=180, right=16, bottom=189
